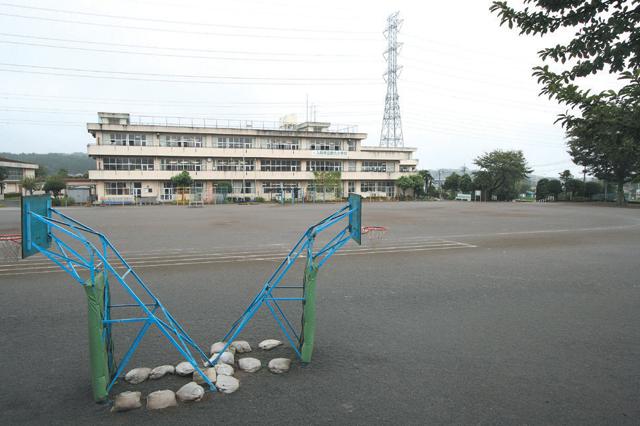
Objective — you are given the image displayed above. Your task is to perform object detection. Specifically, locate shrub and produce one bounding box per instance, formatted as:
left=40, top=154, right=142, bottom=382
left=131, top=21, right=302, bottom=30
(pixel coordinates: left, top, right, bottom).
left=254, top=196, right=265, bottom=203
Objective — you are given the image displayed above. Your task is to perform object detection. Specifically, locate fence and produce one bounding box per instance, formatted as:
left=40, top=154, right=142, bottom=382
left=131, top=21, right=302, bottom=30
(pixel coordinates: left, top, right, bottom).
left=0, top=234, right=21, bottom=263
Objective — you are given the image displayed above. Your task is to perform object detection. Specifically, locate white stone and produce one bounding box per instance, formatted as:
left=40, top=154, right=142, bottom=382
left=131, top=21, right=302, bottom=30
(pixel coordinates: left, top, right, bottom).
left=175, top=361, right=195, bottom=376
left=146, top=390, right=177, bottom=410
left=210, top=341, right=227, bottom=355
left=176, top=382, right=205, bottom=402
left=111, top=391, right=142, bottom=412
left=238, top=357, right=261, bottom=373
left=149, top=365, right=175, bottom=380
left=268, top=358, right=291, bottom=374
left=230, top=340, right=252, bottom=353
left=259, top=339, right=283, bottom=350
left=215, top=363, right=234, bottom=376
left=209, top=351, right=234, bottom=365
left=124, top=367, right=151, bottom=384
left=215, top=375, right=240, bottom=394
left=192, top=367, right=217, bottom=385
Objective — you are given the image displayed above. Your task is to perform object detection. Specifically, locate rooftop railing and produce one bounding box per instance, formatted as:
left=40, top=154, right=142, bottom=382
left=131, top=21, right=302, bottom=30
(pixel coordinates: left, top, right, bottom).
left=118, top=115, right=359, bottom=134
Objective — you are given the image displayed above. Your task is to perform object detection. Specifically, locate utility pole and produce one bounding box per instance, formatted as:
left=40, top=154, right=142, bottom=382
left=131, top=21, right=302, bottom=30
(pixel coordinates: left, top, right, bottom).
left=582, top=167, right=587, bottom=202
left=380, top=11, right=404, bottom=148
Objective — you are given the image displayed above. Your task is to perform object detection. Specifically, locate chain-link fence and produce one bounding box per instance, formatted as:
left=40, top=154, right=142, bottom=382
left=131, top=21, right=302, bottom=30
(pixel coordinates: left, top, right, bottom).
left=0, top=234, right=21, bottom=263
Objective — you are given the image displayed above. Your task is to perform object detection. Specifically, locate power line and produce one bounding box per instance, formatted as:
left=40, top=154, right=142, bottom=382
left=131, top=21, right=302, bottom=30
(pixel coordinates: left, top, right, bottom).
left=0, top=2, right=378, bottom=35
left=0, top=12, right=377, bottom=42
left=0, top=63, right=379, bottom=82
left=0, top=32, right=372, bottom=58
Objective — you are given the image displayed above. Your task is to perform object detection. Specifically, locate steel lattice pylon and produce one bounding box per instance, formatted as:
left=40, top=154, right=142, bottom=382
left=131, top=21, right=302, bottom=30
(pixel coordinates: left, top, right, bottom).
left=380, top=11, right=404, bottom=148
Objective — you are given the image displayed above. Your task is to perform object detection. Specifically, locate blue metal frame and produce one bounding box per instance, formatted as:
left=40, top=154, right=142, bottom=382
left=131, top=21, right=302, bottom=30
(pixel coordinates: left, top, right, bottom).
left=21, top=201, right=216, bottom=392
left=210, top=194, right=362, bottom=366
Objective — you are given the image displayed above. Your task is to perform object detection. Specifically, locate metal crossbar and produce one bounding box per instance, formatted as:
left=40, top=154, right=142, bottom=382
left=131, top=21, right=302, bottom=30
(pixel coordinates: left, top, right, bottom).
left=24, top=207, right=216, bottom=393
left=210, top=196, right=362, bottom=366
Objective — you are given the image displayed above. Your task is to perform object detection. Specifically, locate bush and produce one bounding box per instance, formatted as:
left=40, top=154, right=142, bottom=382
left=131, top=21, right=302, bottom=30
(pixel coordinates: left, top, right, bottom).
left=52, top=196, right=75, bottom=206
left=254, top=197, right=265, bottom=203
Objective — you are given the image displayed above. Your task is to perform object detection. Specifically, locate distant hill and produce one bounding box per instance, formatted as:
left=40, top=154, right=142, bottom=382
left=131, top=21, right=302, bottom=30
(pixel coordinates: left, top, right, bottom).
left=0, top=152, right=95, bottom=176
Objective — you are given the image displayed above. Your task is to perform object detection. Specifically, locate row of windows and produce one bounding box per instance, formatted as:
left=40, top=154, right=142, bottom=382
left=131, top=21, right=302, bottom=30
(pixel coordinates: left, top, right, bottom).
left=103, top=157, right=154, bottom=171
left=261, top=159, right=301, bottom=172
left=99, top=157, right=399, bottom=172
left=160, top=135, right=203, bottom=148
left=212, top=158, right=255, bottom=171
left=105, top=180, right=396, bottom=196
left=160, top=159, right=203, bottom=171
left=103, top=133, right=356, bottom=151
left=109, top=133, right=148, bottom=146
left=3, top=167, right=24, bottom=180
left=306, top=160, right=342, bottom=172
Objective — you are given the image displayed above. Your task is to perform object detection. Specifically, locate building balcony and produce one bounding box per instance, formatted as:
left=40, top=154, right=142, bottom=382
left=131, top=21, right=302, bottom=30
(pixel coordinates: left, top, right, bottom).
left=88, top=169, right=412, bottom=181
left=86, top=144, right=416, bottom=161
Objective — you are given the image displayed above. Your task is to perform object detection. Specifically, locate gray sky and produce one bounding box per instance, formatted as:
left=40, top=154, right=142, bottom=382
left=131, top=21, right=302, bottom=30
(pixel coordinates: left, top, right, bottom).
left=0, top=0, right=621, bottom=177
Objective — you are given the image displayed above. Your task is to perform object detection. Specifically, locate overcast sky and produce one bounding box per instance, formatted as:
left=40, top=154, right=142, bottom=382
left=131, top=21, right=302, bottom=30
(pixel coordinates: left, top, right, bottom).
left=0, top=0, right=621, bottom=177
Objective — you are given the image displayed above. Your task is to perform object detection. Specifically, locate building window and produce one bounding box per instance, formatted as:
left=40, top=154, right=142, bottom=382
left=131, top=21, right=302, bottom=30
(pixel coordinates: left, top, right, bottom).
left=261, top=159, right=301, bottom=172
left=103, top=157, right=154, bottom=171
left=262, top=182, right=299, bottom=193
left=4, top=167, right=23, bottom=180
left=110, top=133, right=148, bottom=146
left=387, top=162, right=395, bottom=172
left=310, top=139, right=342, bottom=151
left=160, top=158, right=203, bottom=171
left=160, top=182, right=174, bottom=201
left=347, top=140, right=356, bottom=151
left=212, top=158, right=255, bottom=171
left=231, top=180, right=254, bottom=194
left=362, top=161, right=387, bottom=172
left=348, top=161, right=356, bottom=172
left=400, top=165, right=415, bottom=172
left=159, top=134, right=203, bottom=148
left=105, top=181, right=131, bottom=195
left=306, top=160, right=342, bottom=172
left=264, top=139, right=299, bottom=150
left=217, top=136, right=254, bottom=149
left=348, top=181, right=355, bottom=193
left=360, top=181, right=395, bottom=197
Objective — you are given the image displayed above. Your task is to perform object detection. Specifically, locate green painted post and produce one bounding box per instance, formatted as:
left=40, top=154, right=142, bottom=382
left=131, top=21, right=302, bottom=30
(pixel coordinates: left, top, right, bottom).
left=83, top=273, right=111, bottom=402
left=300, top=262, right=318, bottom=363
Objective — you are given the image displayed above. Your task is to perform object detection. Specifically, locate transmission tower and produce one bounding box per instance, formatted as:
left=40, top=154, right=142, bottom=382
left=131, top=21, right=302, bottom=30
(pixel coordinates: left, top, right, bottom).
left=380, top=11, right=404, bottom=148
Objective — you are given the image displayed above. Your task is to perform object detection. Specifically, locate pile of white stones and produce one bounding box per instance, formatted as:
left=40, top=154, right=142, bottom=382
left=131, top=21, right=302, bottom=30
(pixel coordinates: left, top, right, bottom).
left=111, top=339, right=292, bottom=413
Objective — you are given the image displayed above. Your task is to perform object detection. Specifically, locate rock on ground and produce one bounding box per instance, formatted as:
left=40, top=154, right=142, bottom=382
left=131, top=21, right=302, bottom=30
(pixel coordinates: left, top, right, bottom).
left=215, top=375, right=240, bottom=394
left=210, top=351, right=234, bottom=365
left=210, top=341, right=227, bottom=355
left=124, top=367, right=152, bottom=384
left=146, top=390, right=177, bottom=410
left=230, top=340, right=252, bottom=353
left=111, top=391, right=142, bottom=412
left=215, top=363, right=234, bottom=376
left=238, top=357, right=261, bottom=373
left=259, top=339, right=283, bottom=350
left=175, top=361, right=195, bottom=376
left=268, top=358, right=291, bottom=374
left=192, top=367, right=217, bottom=385
left=176, top=382, right=205, bottom=402
left=149, top=365, right=175, bottom=380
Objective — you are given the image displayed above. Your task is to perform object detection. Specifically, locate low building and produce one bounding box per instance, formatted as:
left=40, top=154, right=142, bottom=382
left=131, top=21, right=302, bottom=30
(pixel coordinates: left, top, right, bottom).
left=0, top=157, right=38, bottom=195
left=86, top=112, right=418, bottom=203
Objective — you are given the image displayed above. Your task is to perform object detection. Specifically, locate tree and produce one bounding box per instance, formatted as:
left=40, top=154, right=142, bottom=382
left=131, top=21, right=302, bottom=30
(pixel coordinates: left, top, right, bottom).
left=490, top=2, right=640, bottom=206
left=216, top=181, right=232, bottom=194
left=459, top=174, right=473, bottom=193
left=0, top=167, right=6, bottom=195
left=547, top=179, right=563, bottom=200
left=409, top=174, right=425, bottom=198
left=473, top=150, right=532, bottom=201
left=313, top=171, right=341, bottom=199
left=565, top=178, right=584, bottom=199
left=584, top=181, right=603, bottom=199
left=417, top=170, right=433, bottom=196
left=536, top=178, right=549, bottom=201
left=20, top=176, right=39, bottom=195
left=56, top=168, right=69, bottom=177
left=443, top=172, right=460, bottom=197
left=43, top=175, right=66, bottom=198
left=170, top=171, right=193, bottom=188
left=396, top=175, right=414, bottom=198
left=35, top=165, right=47, bottom=179
left=472, top=170, right=493, bottom=201
left=564, top=94, right=640, bottom=205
